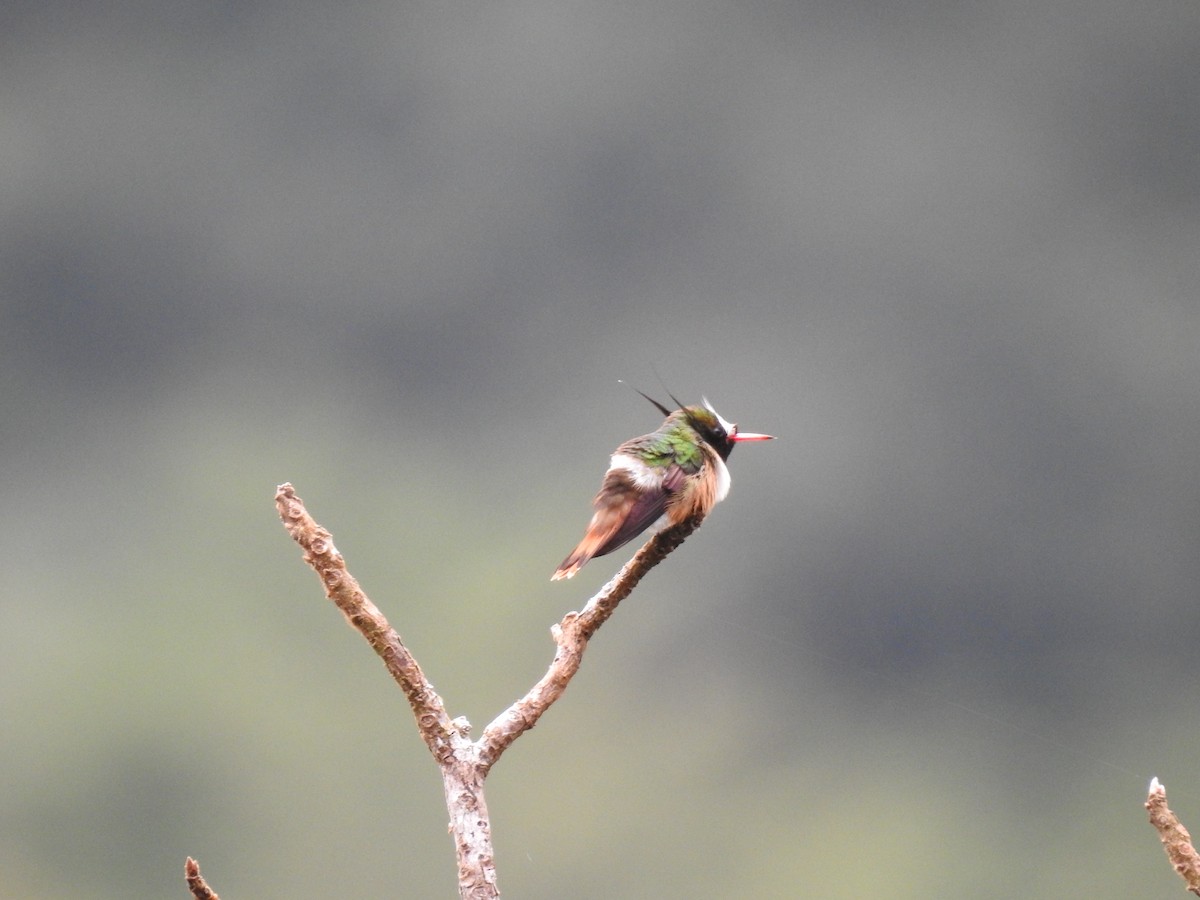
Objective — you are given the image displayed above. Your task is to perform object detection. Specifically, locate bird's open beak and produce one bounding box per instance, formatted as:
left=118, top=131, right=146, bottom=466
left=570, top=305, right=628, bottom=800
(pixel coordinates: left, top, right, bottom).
left=729, top=430, right=775, bottom=442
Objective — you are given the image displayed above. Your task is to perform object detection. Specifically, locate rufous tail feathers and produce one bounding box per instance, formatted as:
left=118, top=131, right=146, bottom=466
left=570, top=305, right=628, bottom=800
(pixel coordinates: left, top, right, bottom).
left=551, top=508, right=624, bottom=580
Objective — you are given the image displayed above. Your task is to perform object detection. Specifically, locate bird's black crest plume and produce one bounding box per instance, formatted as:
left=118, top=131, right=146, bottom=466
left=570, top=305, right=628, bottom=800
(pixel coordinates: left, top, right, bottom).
left=649, top=372, right=701, bottom=433
left=650, top=365, right=689, bottom=422
left=617, top=380, right=673, bottom=418
left=617, top=377, right=711, bottom=436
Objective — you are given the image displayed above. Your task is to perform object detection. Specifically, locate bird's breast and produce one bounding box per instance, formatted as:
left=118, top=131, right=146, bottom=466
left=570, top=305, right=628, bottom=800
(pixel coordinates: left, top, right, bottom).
left=713, top=454, right=731, bottom=502
left=664, top=448, right=730, bottom=523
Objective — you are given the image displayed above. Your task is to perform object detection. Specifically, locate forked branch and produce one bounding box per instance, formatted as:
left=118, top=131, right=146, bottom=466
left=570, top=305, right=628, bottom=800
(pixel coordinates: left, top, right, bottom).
left=228, top=482, right=704, bottom=899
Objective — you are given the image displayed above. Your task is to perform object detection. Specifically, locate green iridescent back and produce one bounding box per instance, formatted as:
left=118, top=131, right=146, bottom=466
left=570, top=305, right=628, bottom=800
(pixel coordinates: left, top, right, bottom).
left=624, top=407, right=719, bottom=473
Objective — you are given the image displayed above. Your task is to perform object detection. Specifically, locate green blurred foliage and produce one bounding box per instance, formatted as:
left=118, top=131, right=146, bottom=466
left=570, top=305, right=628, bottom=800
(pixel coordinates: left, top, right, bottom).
left=2, top=1, right=1200, bottom=897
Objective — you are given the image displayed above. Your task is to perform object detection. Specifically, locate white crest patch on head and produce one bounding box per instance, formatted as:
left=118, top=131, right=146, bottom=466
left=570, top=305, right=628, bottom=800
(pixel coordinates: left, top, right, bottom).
left=702, top=397, right=736, bottom=436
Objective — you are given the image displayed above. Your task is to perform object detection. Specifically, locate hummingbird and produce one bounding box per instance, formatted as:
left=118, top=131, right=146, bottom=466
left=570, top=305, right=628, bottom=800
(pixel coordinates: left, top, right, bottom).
left=551, top=392, right=775, bottom=580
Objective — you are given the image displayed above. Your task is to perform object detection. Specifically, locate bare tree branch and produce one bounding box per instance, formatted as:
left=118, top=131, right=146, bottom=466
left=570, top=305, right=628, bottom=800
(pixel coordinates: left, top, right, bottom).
left=263, top=481, right=702, bottom=898
left=274, top=483, right=456, bottom=762
left=1147, top=777, right=1200, bottom=896
left=478, top=514, right=702, bottom=770
left=185, top=857, right=220, bottom=900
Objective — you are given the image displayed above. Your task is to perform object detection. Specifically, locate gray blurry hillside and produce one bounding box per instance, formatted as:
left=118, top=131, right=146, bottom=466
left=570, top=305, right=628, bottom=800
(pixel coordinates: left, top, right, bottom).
left=2, top=2, right=1198, bottom=898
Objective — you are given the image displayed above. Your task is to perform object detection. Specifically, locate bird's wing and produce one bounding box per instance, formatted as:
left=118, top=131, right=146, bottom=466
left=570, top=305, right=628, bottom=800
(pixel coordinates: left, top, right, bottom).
left=588, top=458, right=692, bottom=557
left=551, top=458, right=687, bottom=579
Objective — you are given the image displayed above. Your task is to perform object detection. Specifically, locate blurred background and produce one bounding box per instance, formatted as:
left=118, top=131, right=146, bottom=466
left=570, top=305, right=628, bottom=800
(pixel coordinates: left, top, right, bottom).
left=2, top=1, right=1198, bottom=897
